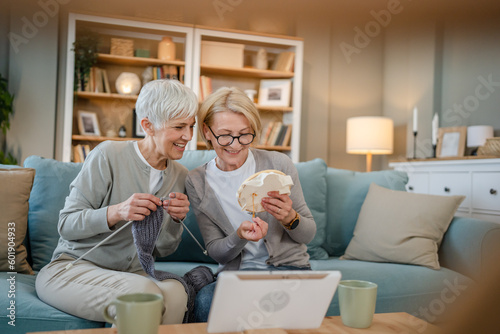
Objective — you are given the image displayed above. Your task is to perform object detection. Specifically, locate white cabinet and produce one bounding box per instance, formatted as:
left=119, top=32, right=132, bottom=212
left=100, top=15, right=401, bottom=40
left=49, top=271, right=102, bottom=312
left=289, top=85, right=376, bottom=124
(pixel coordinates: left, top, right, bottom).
left=389, top=158, right=500, bottom=223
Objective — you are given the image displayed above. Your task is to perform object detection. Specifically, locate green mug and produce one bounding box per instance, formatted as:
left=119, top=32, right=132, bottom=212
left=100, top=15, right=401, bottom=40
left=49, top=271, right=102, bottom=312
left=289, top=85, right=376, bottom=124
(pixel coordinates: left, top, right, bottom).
left=338, top=280, right=377, bottom=328
left=103, top=293, right=163, bottom=334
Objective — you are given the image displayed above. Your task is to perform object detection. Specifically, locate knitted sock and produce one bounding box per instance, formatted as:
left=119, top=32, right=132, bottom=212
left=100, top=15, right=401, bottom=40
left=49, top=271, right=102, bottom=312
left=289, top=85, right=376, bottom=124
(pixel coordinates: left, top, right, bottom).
left=131, top=206, right=215, bottom=323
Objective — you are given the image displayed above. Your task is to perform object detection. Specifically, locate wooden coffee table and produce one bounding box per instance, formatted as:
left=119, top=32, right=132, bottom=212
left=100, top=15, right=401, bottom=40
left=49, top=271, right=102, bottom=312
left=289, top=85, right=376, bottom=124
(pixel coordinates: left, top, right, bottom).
left=28, top=312, right=440, bottom=334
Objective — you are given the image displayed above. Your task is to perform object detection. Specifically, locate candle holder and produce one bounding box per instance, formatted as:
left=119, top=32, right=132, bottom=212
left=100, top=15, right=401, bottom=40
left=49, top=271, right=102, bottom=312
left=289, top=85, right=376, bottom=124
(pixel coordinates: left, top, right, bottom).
left=413, top=131, right=418, bottom=159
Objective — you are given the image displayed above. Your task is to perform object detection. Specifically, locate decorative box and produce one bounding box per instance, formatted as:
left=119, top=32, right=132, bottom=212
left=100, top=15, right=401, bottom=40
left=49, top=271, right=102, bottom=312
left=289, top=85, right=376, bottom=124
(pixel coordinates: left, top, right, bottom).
left=110, top=38, right=134, bottom=57
left=201, top=41, right=244, bottom=68
left=134, top=49, right=150, bottom=58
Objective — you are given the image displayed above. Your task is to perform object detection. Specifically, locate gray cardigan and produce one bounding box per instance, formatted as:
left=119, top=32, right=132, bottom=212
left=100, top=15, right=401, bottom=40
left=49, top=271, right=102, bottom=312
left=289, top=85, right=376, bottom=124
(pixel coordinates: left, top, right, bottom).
left=52, top=141, right=186, bottom=272
left=185, top=149, right=316, bottom=271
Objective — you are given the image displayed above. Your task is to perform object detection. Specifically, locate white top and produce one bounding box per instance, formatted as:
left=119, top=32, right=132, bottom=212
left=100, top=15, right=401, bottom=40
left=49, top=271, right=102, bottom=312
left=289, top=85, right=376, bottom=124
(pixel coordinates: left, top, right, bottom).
left=133, top=141, right=163, bottom=194
left=206, top=150, right=268, bottom=269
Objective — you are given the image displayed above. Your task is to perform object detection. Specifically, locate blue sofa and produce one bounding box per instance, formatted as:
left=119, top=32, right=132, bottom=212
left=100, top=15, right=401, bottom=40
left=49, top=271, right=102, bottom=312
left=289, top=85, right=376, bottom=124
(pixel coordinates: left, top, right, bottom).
left=1, top=150, right=499, bottom=333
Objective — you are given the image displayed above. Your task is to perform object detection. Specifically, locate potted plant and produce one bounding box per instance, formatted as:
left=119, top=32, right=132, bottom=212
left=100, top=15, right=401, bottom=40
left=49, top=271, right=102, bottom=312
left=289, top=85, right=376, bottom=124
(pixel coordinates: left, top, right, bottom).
left=73, top=28, right=100, bottom=92
left=0, top=72, right=17, bottom=165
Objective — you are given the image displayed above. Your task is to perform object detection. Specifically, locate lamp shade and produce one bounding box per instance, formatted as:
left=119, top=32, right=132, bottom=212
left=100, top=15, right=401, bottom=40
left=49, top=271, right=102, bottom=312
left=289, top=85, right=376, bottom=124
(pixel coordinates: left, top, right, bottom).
left=467, top=125, right=493, bottom=147
left=115, top=72, right=141, bottom=95
left=346, top=116, right=394, bottom=154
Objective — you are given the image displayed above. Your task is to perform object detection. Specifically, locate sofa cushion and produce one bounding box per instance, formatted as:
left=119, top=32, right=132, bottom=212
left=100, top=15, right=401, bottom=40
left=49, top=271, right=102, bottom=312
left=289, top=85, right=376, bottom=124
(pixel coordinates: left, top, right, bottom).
left=0, top=168, right=35, bottom=274
left=23, top=156, right=83, bottom=271
left=295, top=158, right=329, bottom=260
left=0, top=272, right=104, bottom=332
left=323, top=168, right=408, bottom=257
left=341, top=184, right=465, bottom=269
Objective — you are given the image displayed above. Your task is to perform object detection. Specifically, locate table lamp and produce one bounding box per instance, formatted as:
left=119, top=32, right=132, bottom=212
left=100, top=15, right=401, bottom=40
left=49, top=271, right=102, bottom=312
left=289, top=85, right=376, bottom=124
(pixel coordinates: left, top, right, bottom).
left=346, top=116, right=394, bottom=172
left=115, top=72, right=141, bottom=95
left=467, top=125, right=493, bottom=155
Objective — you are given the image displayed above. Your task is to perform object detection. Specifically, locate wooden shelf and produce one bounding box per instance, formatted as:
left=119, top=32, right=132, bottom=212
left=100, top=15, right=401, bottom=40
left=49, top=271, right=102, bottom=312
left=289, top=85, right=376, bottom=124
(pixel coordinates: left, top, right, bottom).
left=75, top=91, right=138, bottom=101
left=97, top=53, right=185, bottom=67
left=256, top=105, right=293, bottom=112
left=196, top=141, right=291, bottom=152
left=72, top=135, right=139, bottom=142
left=201, top=64, right=294, bottom=78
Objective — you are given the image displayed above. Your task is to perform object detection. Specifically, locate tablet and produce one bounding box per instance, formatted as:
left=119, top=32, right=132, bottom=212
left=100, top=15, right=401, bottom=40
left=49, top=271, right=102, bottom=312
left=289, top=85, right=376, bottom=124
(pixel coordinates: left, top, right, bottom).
left=206, top=270, right=341, bottom=333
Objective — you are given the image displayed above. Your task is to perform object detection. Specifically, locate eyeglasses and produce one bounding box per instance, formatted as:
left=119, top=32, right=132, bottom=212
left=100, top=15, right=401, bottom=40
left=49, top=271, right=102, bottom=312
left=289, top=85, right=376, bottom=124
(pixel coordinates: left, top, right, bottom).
left=207, top=126, right=255, bottom=147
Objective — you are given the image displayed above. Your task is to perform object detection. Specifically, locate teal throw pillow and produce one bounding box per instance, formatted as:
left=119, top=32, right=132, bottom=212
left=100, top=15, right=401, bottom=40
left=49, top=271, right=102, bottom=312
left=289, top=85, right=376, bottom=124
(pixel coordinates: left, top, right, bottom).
left=23, top=156, right=82, bottom=271
left=295, top=158, right=329, bottom=260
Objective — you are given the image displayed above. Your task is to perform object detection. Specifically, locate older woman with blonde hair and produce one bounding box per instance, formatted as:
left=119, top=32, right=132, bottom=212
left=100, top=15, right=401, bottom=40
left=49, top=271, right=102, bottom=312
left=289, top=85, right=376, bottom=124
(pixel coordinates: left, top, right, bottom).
left=36, top=79, right=198, bottom=324
left=186, top=87, right=316, bottom=322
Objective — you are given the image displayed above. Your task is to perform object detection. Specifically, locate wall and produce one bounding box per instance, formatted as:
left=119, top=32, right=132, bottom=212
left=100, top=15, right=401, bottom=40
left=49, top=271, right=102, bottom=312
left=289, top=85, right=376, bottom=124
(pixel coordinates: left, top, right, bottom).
left=6, top=1, right=59, bottom=163
left=440, top=16, right=500, bottom=134
left=3, top=0, right=500, bottom=168
left=383, top=16, right=439, bottom=166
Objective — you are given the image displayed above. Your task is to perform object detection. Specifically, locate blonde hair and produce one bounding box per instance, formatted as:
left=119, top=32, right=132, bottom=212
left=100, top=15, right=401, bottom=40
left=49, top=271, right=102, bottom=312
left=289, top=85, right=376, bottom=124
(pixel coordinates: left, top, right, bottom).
left=198, top=87, right=262, bottom=149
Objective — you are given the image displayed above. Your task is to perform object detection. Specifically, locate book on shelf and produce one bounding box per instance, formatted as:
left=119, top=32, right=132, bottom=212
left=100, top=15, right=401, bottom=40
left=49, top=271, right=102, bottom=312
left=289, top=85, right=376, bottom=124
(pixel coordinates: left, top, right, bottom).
left=266, top=122, right=282, bottom=146
left=151, top=65, right=184, bottom=83
left=260, top=122, right=275, bottom=145
left=260, top=122, right=292, bottom=147
left=199, top=75, right=213, bottom=102
left=271, top=51, right=295, bottom=72
left=78, top=67, right=111, bottom=93
left=281, top=124, right=292, bottom=147
left=274, top=124, right=287, bottom=147
left=72, top=144, right=91, bottom=163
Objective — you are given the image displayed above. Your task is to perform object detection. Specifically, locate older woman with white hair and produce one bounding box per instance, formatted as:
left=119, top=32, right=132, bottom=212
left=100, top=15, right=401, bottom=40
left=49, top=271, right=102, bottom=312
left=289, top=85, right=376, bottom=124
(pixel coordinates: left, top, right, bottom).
left=35, top=79, right=198, bottom=324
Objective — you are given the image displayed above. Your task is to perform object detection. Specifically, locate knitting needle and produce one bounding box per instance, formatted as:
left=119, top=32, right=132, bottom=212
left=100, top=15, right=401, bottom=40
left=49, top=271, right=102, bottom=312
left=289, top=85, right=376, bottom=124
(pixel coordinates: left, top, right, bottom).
left=64, top=220, right=134, bottom=270
left=162, top=196, right=208, bottom=256
left=177, top=218, right=208, bottom=256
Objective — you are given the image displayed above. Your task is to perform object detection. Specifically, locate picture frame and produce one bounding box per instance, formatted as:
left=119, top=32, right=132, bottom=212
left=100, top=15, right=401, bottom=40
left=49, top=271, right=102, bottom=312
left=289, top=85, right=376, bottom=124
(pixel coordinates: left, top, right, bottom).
left=258, top=79, right=292, bottom=107
left=77, top=110, right=101, bottom=136
left=436, top=126, right=467, bottom=158
left=133, top=109, right=146, bottom=138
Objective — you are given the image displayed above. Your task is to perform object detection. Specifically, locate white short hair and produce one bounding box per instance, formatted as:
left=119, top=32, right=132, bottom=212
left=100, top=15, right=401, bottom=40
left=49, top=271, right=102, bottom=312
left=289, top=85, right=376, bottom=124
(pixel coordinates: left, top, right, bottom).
left=135, top=79, right=198, bottom=129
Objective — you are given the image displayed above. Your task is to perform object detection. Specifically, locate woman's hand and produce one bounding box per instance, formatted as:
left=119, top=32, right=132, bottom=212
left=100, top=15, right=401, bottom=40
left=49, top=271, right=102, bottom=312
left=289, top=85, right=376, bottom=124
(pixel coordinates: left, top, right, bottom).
left=261, top=191, right=296, bottom=225
left=237, top=217, right=268, bottom=241
left=161, top=192, right=190, bottom=222
left=107, top=193, right=162, bottom=228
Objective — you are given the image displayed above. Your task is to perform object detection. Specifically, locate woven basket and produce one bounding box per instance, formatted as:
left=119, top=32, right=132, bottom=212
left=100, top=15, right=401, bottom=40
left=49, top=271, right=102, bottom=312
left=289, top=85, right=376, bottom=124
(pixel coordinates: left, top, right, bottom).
left=110, top=38, right=134, bottom=57
left=477, top=137, right=500, bottom=156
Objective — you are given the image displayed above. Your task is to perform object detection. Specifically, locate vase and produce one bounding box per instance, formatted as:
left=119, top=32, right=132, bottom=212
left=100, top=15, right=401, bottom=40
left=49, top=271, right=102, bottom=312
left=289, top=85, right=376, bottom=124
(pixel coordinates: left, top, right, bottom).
left=256, top=48, right=268, bottom=70
left=158, top=37, right=175, bottom=61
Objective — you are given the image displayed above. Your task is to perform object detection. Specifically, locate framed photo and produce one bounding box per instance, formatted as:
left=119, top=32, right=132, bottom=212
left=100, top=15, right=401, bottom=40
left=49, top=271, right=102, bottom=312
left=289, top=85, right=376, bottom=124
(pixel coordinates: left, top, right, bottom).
left=133, top=109, right=146, bottom=138
left=436, top=126, right=467, bottom=158
left=77, top=110, right=101, bottom=136
left=258, top=79, right=291, bottom=107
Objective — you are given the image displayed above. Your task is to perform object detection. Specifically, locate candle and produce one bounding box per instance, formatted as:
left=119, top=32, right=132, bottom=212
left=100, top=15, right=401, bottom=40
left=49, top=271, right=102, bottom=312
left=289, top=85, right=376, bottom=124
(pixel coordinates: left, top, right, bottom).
left=412, top=107, right=418, bottom=133
left=432, top=113, right=439, bottom=145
